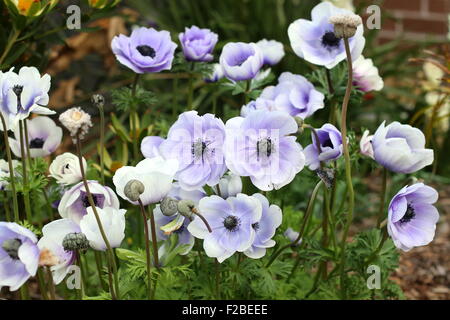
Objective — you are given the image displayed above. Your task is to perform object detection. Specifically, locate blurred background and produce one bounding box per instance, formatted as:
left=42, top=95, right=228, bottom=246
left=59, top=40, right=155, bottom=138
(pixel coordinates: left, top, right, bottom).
left=0, top=0, right=448, bottom=299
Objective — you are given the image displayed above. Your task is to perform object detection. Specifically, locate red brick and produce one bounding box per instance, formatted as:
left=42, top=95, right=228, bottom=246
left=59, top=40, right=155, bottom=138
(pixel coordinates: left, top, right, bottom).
left=428, top=0, right=450, bottom=13
left=382, top=18, right=399, bottom=31
left=382, top=0, right=421, bottom=11
left=402, top=18, right=448, bottom=34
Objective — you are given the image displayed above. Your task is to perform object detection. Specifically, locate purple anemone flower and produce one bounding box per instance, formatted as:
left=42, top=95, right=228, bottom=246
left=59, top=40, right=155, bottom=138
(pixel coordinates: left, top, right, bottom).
left=388, top=183, right=439, bottom=251
left=58, top=180, right=120, bottom=224
left=0, top=222, right=39, bottom=291
left=372, top=121, right=434, bottom=174
left=187, top=194, right=262, bottom=263
left=258, top=72, right=325, bottom=119
left=224, top=110, right=305, bottom=191
left=111, top=27, right=177, bottom=74
left=179, top=26, right=218, bottom=62
left=212, top=172, right=242, bottom=199
left=244, top=193, right=282, bottom=259
left=219, top=42, right=264, bottom=82
left=9, top=116, right=62, bottom=158
left=141, top=136, right=164, bottom=158
left=287, top=2, right=365, bottom=69
left=304, top=123, right=343, bottom=170
left=37, top=219, right=80, bottom=284
left=159, top=111, right=227, bottom=190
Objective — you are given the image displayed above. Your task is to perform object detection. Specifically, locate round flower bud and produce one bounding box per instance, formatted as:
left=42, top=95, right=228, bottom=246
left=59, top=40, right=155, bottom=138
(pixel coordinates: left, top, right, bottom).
left=62, top=232, right=89, bottom=251
left=124, top=179, right=145, bottom=202
left=160, top=197, right=179, bottom=216
left=177, top=199, right=196, bottom=220
left=91, top=94, right=105, bottom=108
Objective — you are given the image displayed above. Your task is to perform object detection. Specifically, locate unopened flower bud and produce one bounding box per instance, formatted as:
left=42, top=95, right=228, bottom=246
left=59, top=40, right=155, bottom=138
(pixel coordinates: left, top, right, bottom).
left=316, top=168, right=335, bottom=189
left=295, top=117, right=304, bottom=134
left=329, top=13, right=362, bottom=38
left=177, top=199, right=196, bottom=220
left=91, top=94, right=105, bottom=108
left=160, top=197, right=179, bottom=216
left=62, top=232, right=89, bottom=251
left=124, top=179, right=145, bottom=202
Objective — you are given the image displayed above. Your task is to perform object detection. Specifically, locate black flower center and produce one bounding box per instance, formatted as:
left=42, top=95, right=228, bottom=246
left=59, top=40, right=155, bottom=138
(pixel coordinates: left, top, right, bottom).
left=2, top=238, right=22, bottom=260
left=29, top=138, right=45, bottom=149
left=400, top=204, right=415, bottom=224
left=223, top=215, right=240, bottom=232
left=82, top=194, right=99, bottom=208
left=321, top=138, right=333, bottom=149
left=321, top=31, right=340, bottom=49
left=136, top=45, right=156, bottom=58
left=12, top=85, right=24, bottom=110
left=257, top=138, right=272, bottom=160
left=192, top=139, right=213, bottom=162
left=252, top=222, right=260, bottom=231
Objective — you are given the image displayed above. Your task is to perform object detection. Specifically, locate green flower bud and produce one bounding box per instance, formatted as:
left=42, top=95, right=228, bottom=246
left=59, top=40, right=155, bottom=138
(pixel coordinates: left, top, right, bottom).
left=124, top=179, right=145, bottom=202
left=161, top=197, right=179, bottom=216
left=62, top=233, right=89, bottom=251
left=177, top=199, right=196, bottom=220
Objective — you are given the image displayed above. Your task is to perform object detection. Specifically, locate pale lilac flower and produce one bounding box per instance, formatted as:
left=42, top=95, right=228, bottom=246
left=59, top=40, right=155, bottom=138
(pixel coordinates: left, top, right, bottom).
left=204, top=63, right=224, bottom=83
left=240, top=98, right=279, bottom=117
left=80, top=206, right=126, bottom=251
left=0, top=66, right=54, bottom=131
left=304, top=123, right=343, bottom=170
left=0, top=222, right=39, bottom=291
left=179, top=26, right=218, bottom=62
left=256, top=39, right=285, bottom=66
left=258, top=72, right=325, bottom=119
left=353, top=55, right=383, bottom=92
left=159, top=111, right=227, bottom=190
left=58, top=180, right=120, bottom=224
left=288, top=2, right=365, bottom=69
left=111, top=27, right=177, bottom=74
left=9, top=116, right=62, bottom=158
left=49, top=153, right=86, bottom=186
left=372, top=121, right=434, bottom=174
left=37, top=219, right=81, bottom=284
left=388, top=183, right=439, bottom=252
left=360, top=130, right=374, bottom=159
left=212, top=172, right=242, bottom=199
left=113, top=156, right=179, bottom=205
left=244, top=193, right=282, bottom=259
left=224, top=110, right=305, bottom=191
left=188, top=194, right=262, bottom=263
left=284, top=228, right=302, bottom=246
left=219, top=42, right=264, bottom=82
left=141, top=136, right=164, bottom=158
left=0, top=159, right=19, bottom=190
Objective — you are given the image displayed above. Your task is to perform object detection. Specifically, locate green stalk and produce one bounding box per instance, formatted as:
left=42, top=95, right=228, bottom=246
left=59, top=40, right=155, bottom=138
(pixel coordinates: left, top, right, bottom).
left=147, top=204, right=159, bottom=267
left=376, top=168, right=388, bottom=228
left=130, top=74, right=140, bottom=163
left=0, top=28, right=21, bottom=67
left=3, top=190, right=11, bottom=221
left=0, top=113, right=19, bottom=221
left=37, top=268, right=49, bottom=300
left=138, top=199, right=152, bottom=300
left=187, top=62, right=195, bottom=110
left=94, top=251, right=107, bottom=290
left=98, top=103, right=105, bottom=185
left=19, top=120, right=32, bottom=222
left=338, top=37, right=356, bottom=300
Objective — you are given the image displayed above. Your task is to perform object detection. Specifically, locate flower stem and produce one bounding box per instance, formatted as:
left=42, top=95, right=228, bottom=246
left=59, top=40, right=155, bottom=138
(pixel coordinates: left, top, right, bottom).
left=76, top=250, right=87, bottom=299
left=338, top=37, right=356, bottom=300
left=191, top=207, right=213, bottom=233
left=94, top=251, right=107, bottom=290
left=98, top=103, right=105, bottom=185
left=214, top=259, right=220, bottom=299
left=46, top=267, right=56, bottom=300
left=37, top=268, right=49, bottom=300
left=138, top=199, right=153, bottom=300
left=0, top=28, right=21, bottom=67
left=266, top=180, right=324, bottom=268
left=147, top=205, right=160, bottom=267
left=376, top=168, right=388, bottom=228
left=75, top=134, right=119, bottom=300
left=3, top=190, right=11, bottom=221
left=130, top=74, right=140, bottom=163
left=0, top=113, right=19, bottom=222
left=188, top=62, right=195, bottom=110
left=19, top=120, right=32, bottom=222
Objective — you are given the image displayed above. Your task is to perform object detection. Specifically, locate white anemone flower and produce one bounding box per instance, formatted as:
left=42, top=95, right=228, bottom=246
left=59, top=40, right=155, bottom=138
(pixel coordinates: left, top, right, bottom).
left=113, top=156, right=179, bottom=206
left=0, top=66, right=54, bottom=131
left=9, top=116, right=62, bottom=158
left=0, top=159, right=19, bottom=190
left=352, top=55, right=384, bottom=92
left=256, top=39, right=285, bottom=66
left=49, top=153, right=86, bottom=186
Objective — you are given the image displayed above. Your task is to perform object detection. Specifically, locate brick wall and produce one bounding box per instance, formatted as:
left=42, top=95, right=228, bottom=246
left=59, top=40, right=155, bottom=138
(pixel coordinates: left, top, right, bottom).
left=358, top=0, right=449, bottom=42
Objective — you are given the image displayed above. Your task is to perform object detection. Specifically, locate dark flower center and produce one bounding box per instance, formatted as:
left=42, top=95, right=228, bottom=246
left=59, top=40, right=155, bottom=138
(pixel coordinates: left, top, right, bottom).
left=321, top=138, right=333, bottom=149
left=12, top=85, right=24, bottom=110
left=2, top=238, right=22, bottom=260
left=252, top=222, right=260, bottom=231
left=257, top=138, right=272, bottom=160
left=223, top=215, right=240, bottom=232
left=136, top=45, right=156, bottom=58
left=192, top=139, right=212, bottom=162
left=29, top=138, right=45, bottom=149
left=82, top=194, right=99, bottom=208
left=321, top=31, right=340, bottom=49
left=400, top=204, right=415, bottom=224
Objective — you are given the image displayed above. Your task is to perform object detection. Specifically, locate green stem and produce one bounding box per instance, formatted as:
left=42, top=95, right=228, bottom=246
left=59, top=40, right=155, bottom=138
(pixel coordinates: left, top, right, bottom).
left=338, top=37, right=356, bottom=300
left=130, top=74, right=140, bottom=163
left=94, top=251, right=107, bottom=290
left=0, top=28, right=21, bottom=67
left=376, top=168, right=388, bottom=228
left=214, top=259, right=220, bottom=299
left=138, top=199, right=153, bottom=300
left=37, top=268, right=49, bottom=300
left=76, top=251, right=87, bottom=299
left=98, top=104, right=105, bottom=185
left=147, top=205, right=160, bottom=267
left=3, top=190, right=11, bottom=221
left=266, top=180, right=324, bottom=268
left=46, top=267, right=56, bottom=300
left=19, top=120, right=32, bottom=222
left=75, top=134, right=119, bottom=300
left=187, top=63, right=195, bottom=110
